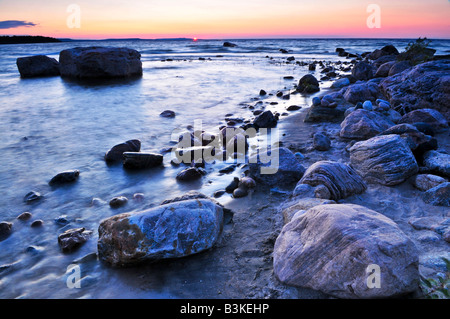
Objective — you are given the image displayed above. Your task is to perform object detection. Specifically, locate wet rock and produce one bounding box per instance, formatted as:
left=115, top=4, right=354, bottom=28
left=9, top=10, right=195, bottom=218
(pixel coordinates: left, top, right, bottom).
left=239, top=176, right=256, bottom=189
left=248, top=147, right=306, bottom=187
left=16, top=55, right=60, bottom=78
left=49, top=170, right=80, bottom=186
left=97, top=198, right=224, bottom=266
left=299, top=161, right=366, bottom=201
left=59, top=47, right=143, bottom=78
left=412, top=174, right=447, bottom=192
left=273, top=204, right=419, bottom=299
left=281, top=198, right=335, bottom=224
left=399, top=109, right=449, bottom=133
left=109, top=196, right=128, bottom=208
left=223, top=42, right=237, bottom=47
left=422, top=151, right=450, bottom=178
left=351, top=61, right=374, bottom=81
left=58, top=228, right=92, bottom=252
left=340, top=109, right=394, bottom=140
left=312, top=133, right=331, bottom=151
left=123, top=152, right=163, bottom=169
left=388, top=61, right=412, bottom=76
left=30, top=220, right=44, bottom=227
left=350, top=134, right=419, bottom=186
left=225, top=177, right=240, bottom=193
left=17, top=212, right=32, bottom=221
left=105, top=139, right=141, bottom=162
left=23, top=191, right=42, bottom=204
left=253, top=110, right=277, bottom=129
left=133, top=193, right=145, bottom=201
left=176, top=167, right=203, bottom=181
left=233, top=187, right=248, bottom=198
left=343, top=82, right=381, bottom=104
left=54, top=215, right=70, bottom=226
left=259, top=89, right=267, bottom=96
left=374, top=61, right=396, bottom=78
left=286, top=105, right=301, bottom=111
left=422, top=182, right=450, bottom=207
left=330, top=77, right=350, bottom=89
left=297, top=74, right=320, bottom=93
left=160, top=110, right=176, bottom=118
left=0, top=222, right=12, bottom=241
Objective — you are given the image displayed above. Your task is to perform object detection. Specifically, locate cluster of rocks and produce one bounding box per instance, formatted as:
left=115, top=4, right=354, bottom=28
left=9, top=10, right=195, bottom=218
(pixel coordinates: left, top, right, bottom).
left=16, top=47, right=143, bottom=79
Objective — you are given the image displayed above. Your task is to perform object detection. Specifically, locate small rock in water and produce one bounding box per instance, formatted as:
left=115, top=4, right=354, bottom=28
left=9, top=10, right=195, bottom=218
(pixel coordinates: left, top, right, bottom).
left=233, top=187, right=248, bottom=198
left=213, top=190, right=226, bottom=198
left=91, top=197, right=106, bottom=206
left=225, top=177, right=240, bottom=193
left=58, top=227, right=92, bottom=252
left=123, top=152, right=163, bottom=169
left=160, top=110, right=176, bottom=118
left=287, top=105, right=301, bottom=111
left=17, top=212, right=32, bottom=221
left=176, top=167, right=203, bottom=181
left=49, top=170, right=80, bottom=186
left=105, top=139, right=141, bottom=162
left=0, top=222, right=12, bottom=240
left=30, top=220, right=44, bottom=227
left=23, top=191, right=43, bottom=204
left=109, top=196, right=128, bottom=208
left=259, top=89, right=267, bottom=96
left=133, top=193, right=145, bottom=201
left=54, top=215, right=70, bottom=226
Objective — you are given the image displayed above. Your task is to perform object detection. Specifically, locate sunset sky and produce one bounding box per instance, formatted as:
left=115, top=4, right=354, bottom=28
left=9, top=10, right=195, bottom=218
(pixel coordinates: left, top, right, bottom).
left=0, top=0, right=449, bottom=39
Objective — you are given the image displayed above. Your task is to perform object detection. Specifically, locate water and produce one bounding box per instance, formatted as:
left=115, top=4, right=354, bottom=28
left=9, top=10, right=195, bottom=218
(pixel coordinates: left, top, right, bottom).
left=0, top=38, right=449, bottom=299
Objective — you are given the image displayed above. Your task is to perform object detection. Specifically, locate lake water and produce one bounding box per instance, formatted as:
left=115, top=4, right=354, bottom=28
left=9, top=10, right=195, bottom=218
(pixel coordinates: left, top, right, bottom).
left=0, top=38, right=449, bottom=298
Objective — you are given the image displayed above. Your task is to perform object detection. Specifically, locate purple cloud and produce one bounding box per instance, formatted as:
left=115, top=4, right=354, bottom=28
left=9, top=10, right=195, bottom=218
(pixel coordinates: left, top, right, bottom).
left=0, top=20, right=37, bottom=29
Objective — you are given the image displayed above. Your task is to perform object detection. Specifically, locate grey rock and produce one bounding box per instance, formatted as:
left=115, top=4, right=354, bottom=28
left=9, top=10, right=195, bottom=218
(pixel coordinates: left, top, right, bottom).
left=350, top=134, right=419, bottom=186
left=105, top=139, right=141, bottom=162
left=399, top=109, right=449, bottom=133
left=388, top=61, right=412, bottom=76
left=304, top=105, right=345, bottom=123
left=374, top=61, right=396, bottom=77
left=281, top=198, right=335, bottom=224
left=123, top=152, right=163, bottom=169
left=351, top=61, right=374, bottom=81
left=314, top=184, right=331, bottom=199
left=16, top=55, right=60, bottom=78
left=59, top=47, right=143, bottom=78
left=58, top=228, right=92, bottom=252
left=313, top=133, right=331, bottom=151
left=412, top=174, right=447, bottom=191
left=340, top=109, right=394, bottom=140
left=423, top=151, right=450, bottom=178
left=343, top=82, right=381, bottom=104
left=233, top=187, right=248, bottom=198
left=49, top=170, right=80, bottom=186
left=423, top=182, right=450, bottom=207
left=97, top=199, right=223, bottom=266
left=273, top=204, right=419, bottom=299
left=17, top=212, right=32, bottom=221
left=248, top=147, right=305, bottom=187
left=299, top=161, right=366, bottom=201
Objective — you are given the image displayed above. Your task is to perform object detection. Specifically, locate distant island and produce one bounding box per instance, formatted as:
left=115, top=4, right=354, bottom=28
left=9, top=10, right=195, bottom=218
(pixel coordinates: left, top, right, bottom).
left=0, top=35, right=61, bottom=45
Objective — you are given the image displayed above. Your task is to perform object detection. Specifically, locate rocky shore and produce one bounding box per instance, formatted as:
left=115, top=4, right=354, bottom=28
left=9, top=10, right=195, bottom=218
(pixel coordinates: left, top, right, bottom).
left=3, top=42, right=449, bottom=299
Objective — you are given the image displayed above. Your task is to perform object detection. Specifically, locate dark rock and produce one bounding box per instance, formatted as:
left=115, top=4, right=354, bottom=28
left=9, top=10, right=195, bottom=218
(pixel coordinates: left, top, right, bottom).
left=313, top=133, right=331, bottom=151
left=343, top=82, right=381, bottom=104
left=351, top=61, right=374, bottom=81
left=105, top=139, right=141, bottom=162
left=233, top=187, right=248, bottom=198
left=340, top=109, right=394, bottom=140
left=176, top=167, right=203, bottom=181
left=297, top=74, right=320, bottom=93
left=259, top=89, right=267, bottom=96
left=388, top=61, right=412, bottom=76
left=304, top=105, right=345, bottom=123
left=17, top=212, right=32, bottom=221
left=286, top=105, right=301, bottom=111
left=23, top=191, right=42, bottom=204
left=350, top=134, right=419, bottom=186
left=97, top=199, right=224, bottom=266
left=49, top=170, right=80, bottom=186
left=16, top=55, right=60, bottom=78
left=423, top=151, right=450, bottom=178
left=160, top=110, right=176, bottom=118
left=109, top=196, right=128, bottom=208
left=399, top=109, right=448, bottom=133
left=59, top=47, right=143, bottom=78
left=58, top=228, right=92, bottom=252
left=308, top=63, right=316, bottom=71
left=123, top=152, right=163, bottom=169
left=225, top=177, right=240, bottom=193
left=253, top=110, right=277, bottom=129
left=298, top=161, right=366, bottom=201
left=223, top=42, right=237, bottom=47
left=413, top=122, right=435, bottom=136
left=30, top=220, right=44, bottom=227
left=273, top=204, right=419, bottom=298
left=0, top=222, right=12, bottom=241
left=423, top=182, right=450, bottom=207
left=375, top=61, right=396, bottom=77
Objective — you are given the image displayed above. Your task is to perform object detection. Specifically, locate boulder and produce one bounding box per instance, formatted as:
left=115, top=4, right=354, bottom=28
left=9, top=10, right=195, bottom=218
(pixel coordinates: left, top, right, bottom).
left=97, top=199, right=224, bottom=266
left=422, top=182, right=450, bottom=207
left=351, top=61, right=374, bottom=81
left=298, top=161, right=366, bottom=201
left=248, top=147, right=305, bottom=187
left=281, top=198, right=335, bottom=224
left=368, top=45, right=399, bottom=60
left=343, top=82, right=381, bottom=104
left=412, top=174, right=447, bottom=191
left=422, top=151, right=450, bottom=178
left=273, top=204, right=419, bottom=299
left=105, top=139, right=141, bottom=162
left=297, top=74, right=320, bottom=93
left=49, top=170, right=80, bottom=186
left=59, top=47, right=143, bottom=79
left=340, top=109, right=394, bottom=140
left=123, top=152, right=163, bottom=169
left=398, top=109, right=449, bottom=133
left=16, top=55, right=60, bottom=78
left=349, top=134, right=419, bottom=186
left=374, top=61, right=396, bottom=78
left=380, top=60, right=450, bottom=119
left=388, top=61, right=412, bottom=76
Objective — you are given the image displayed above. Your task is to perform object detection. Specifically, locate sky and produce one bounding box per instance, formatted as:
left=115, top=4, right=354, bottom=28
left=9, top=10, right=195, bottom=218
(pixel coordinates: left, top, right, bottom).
left=0, top=0, right=449, bottom=39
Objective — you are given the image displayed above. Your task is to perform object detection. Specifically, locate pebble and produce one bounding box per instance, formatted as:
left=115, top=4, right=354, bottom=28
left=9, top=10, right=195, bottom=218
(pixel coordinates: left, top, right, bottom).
left=362, top=101, right=373, bottom=111
left=23, top=191, right=43, bottom=204
left=17, top=212, right=32, bottom=221
left=30, top=220, right=44, bottom=227
left=109, top=196, right=128, bottom=208
left=133, top=193, right=145, bottom=201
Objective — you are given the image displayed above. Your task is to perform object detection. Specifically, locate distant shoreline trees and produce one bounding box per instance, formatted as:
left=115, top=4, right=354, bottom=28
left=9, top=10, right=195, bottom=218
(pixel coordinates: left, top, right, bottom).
left=0, top=35, right=61, bottom=45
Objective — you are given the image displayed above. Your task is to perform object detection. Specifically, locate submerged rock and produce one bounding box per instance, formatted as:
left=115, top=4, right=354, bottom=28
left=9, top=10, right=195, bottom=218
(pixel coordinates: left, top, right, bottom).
left=97, top=199, right=224, bottom=266
left=123, top=152, right=163, bottom=169
left=59, top=47, right=143, bottom=79
left=273, top=204, right=419, bottom=299
left=298, top=161, right=367, bottom=201
left=105, top=139, right=141, bottom=162
left=16, top=55, right=60, bottom=78
left=58, top=228, right=92, bottom=252
left=340, top=109, right=394, bottom=140
left=350, top=134, right=419, bottom=186
left=49, top=170, right=80, bottom=186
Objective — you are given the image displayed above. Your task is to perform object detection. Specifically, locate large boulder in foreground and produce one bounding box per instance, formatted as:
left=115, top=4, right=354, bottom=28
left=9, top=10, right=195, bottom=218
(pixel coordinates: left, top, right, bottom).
left=16, top=55, right=60, bottom=78
left=298, top=161, right=366, bottom=201
left=273, top=204, right=419, bottom=299
left=98, top=199, right=223, bottom=267
left=59, top=47, right=143, bottom=79
left=248, top=147, right=305, bottom=187
left=350, top=134, right=419, bottom=186
left=380, top=60, right=450, bottom=120
left=340, top=109, right=394, bottom=140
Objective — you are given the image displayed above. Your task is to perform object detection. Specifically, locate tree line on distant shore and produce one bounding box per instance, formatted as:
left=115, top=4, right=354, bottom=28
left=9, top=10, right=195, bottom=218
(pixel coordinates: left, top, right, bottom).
left=0, top=35, right=61, bottom=45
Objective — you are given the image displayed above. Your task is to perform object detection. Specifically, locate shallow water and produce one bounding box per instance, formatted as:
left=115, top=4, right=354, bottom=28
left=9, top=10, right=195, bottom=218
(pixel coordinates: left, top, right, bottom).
left=0, top=38, right=449, bottom=298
